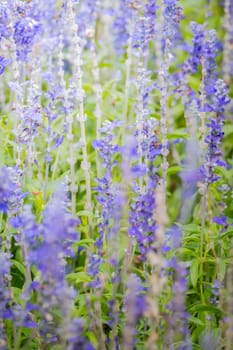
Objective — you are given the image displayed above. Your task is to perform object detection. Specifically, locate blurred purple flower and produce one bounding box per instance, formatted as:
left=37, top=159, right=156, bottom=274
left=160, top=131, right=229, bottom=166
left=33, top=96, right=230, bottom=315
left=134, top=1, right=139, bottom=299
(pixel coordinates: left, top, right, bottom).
left=0, top=56, right=11, bottom=75
left=89, top=121, right=121, bottom=288
left=129, top=119, right=161, bottom=260
left=14, top=16, right=42, bottom=60
left=0, top=252, right=12, bottom=347
left=0, top=166, right=25, bottom=215
left=123, top=274, right=147, bottom=348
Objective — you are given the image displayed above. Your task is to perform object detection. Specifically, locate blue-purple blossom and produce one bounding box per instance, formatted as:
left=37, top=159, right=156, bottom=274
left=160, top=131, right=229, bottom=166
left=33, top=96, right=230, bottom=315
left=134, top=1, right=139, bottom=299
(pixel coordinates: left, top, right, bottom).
left=0, top=56, right=11, bottom=75
left=210, top=279, right=223, bottom=305
left=66, top=317, right=95, bottom=350
left=88, top=121, right=121, bottom=288
left=0, top=1, right=10, bottom=41
left=123, top=274, right=146, bottom=348
left=213, top=215, right=227, bottom=227
left=167, top=255, right=191, bottom=349
left=76, top=0, right=100, bottom=39
left=112, top=0, right=134, bottom=55
left=14, top=16, right=42, bottom=60
left=144, top=0, right=157, bottom=42
left=0, top=252, right=12, bottom=349
left=200, top=80, right=230, bottom=184
left=0, top=166, right=24, bottom=214
left=162, top=0, right=183, bottom=50
left=129, top=119, right=161, bottom=260
left=187, top=22, right=205, bottom=73
left=11, top=186, right=80, bottom=345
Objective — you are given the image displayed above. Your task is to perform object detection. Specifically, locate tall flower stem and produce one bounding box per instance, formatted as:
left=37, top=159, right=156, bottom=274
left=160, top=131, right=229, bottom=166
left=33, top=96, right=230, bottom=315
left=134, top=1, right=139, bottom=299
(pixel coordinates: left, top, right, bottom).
left=156, top=1, right=169, bottom=209
left=90, top=34, right=102, bottom=178
left=9, top=23, right=23, bottom=171
left=223, top=0, right=232, bottom=85
left=122, top=19, right=134, bottom=131
left=200, top=65, right=207, bottom=301
left=44, top=117, right=51, bottom=202
left=226, top=238, right=233, bottom=350
left=61, top=8, right=78, bottom=216
left=68, top=1, right=93, bottom=232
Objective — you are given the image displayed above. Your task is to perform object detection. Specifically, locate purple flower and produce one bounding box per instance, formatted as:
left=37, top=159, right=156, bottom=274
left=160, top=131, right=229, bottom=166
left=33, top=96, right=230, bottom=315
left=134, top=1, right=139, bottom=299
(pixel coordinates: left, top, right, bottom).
left=144, top=0, right=157, bottom=42
left=14, top=16, right=42, bottom=60
left=166, top=258, right=191, bottom=348
left=128, top=119, right=161, bottom=260
left=112, top=0, right=134, bottom=55
left=12, top=186, right=80, bottom=345
left=210, top=279, right=223, bottom=304
left=123, top=274, right=147, bottom=348
left=88, top=121, right=121, bottom=288
left=0, top=2, right=10, bottom=41
left=162, top=0, right=183, bottom=49
left=0, top=167, right=24, bottom=215
left=76, top=0, right=100, bottom=40
left=0, top=252, right=12, bottom=347
left=64, top=317, right=95, bottom=350
left=0, top=56, right=11, bottom=75
left=201, top=80, right=230, bottom=184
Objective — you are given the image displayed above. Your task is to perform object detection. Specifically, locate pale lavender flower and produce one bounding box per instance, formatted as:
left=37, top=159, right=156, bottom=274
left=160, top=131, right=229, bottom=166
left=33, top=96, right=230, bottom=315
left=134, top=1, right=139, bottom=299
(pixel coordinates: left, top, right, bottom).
left=88, top=121, right=121, bottom=288
left=0, top=1, right=10, bottom=41
left=129, top=119, right=161, bottom=260
left=200, top=80, right=230, bottom=184
left=112, top=0, right=134, bottom=55
left=0, top=56, right=11, bottom=75
left=0, top=166, right=24, bottom=215
left=76, top=0, right=100, bottom=40
left=144, top=0, right=157, bottom=42
left=122, top=274, right=146, bottom=349
left=14, top=16, right=42, bottom=61
left=166, top=227, right=191, bottom=349
left=0, top=252, right=12, bottom=350
left=11, top=186, right=80, bottom=345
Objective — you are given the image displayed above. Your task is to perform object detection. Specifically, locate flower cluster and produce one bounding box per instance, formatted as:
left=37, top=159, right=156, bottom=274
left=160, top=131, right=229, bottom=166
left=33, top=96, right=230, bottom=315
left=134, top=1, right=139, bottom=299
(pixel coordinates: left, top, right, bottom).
left=0, top=166, right=24, bottom=215
left=201, top=80, right=230, bottom=184
left=88, top=121, right=121, bottom=288
left=129, top=118, right=161, bottom=260
left=0, top=0, right=232, bottom=349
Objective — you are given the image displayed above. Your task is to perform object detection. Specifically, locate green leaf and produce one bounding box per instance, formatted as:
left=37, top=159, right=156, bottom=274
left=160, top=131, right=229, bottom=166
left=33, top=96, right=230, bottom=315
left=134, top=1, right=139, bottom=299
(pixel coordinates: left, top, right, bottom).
left=11, top=259, right=26, bottom=278
left=67, top=271, right=91, bottom=284
left=219, top=259, right=226, bottom=279
left=77, top=210, right=94, bottom=218
left=189, top=315, right=204, bottom=326
left=182, top=224, right=201, bottom=233
left=167, top=166, right=182, bottom=175
left=189, top=304, right=221, bottom=316
left=224, top=124, right=233, bottom=137
left=221, top=227, right=233, bottom=239
left=167, top=129, right=188, bottom=140
left=190, top=259, right=199, bottom=287
left=75, top=238, right=95, bottom=246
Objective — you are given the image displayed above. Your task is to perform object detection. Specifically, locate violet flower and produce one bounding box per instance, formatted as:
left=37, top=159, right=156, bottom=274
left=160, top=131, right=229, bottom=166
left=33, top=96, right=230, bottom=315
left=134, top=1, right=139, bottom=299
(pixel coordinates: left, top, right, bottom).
left=0, top=252, right=12, bottom=350
left=76, top=0, right=100, bottom=41
left=128, top=119, right=161, bottom=260
left=166, top=226, right=191, bottom=349
left=144, top=0, right=157, bottom=43
left=200, top=79, right=230, bottom=184
left=122, top=274, right=146, bottom=349
left=112, top=0, right=134, bottom=55
left=0, top=166, right=24, bottom=215
left=188, top=22, right=205, bottom=74
left=14, top=16, right=42, bottom=61
left=10, top=187, right=92, bottom=347
left=0, top=56, right=11, bottom=75
left=0, top=1, right=10, bottom=42
left=88, top=121, right=121, bottom=288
